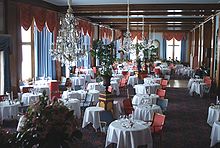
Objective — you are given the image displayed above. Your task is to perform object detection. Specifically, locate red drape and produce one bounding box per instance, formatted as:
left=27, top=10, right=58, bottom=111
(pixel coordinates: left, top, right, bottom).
left=19, top=3, right=58, bottom=32
left=99, top=26, right=113, bottom=40
left=163, top=32, right=186, bottom=41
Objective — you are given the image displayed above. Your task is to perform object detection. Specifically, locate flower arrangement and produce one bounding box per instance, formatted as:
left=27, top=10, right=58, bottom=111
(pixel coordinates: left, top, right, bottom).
left=13, top=91, right=82, bottom=148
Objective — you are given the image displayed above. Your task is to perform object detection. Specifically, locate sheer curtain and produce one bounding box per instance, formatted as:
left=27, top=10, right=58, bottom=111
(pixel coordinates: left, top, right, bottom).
left=0, top=51, right=4, bottom=94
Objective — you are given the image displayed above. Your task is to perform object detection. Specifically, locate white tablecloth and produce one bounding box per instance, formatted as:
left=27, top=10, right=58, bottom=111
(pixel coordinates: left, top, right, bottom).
left=70, top=77, right=85, bottom=89
left=143, top=83, right=160, bottom=94
left=0, top=101, right=20, bottom=121
left=62, top=90, right=100, bottom=105
left=87, top=82, right=105, bottom=92
left=210, top=121, right=220, bottom=147
left=207, top=106, right=220, bottom=126
left=133, top=104, right=162, bottom=121
left=189, top=82, right=207, bottom=97
left=105, top=120, right=153, bottom=148
left=127, top=76, right=138, bottom=86
left=187, top=78, right=203, bottom=89
left=21, top=93, right=40, bottom=105
left=134, top=84, right=147, bottom=95
left=132, top=94, right=159, bottom=106
left=33, top=85, right=50, bottom=96
left=144, top=77, right=161, bottom=84
left=82, top=106, right=104, bottom=130
left=63, top=99, right=81, bottom=118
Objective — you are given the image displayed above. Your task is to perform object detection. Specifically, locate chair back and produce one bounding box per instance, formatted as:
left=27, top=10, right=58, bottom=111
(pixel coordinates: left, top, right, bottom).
left=123, top=98, right=134, bottom=115
left=92, top=67, right=97, bottom=74
left=154, top=68, right=161, bottom=75
left=49, top=81, right=60, bottom=99
left=0, top=95, right=7, bottom=102
left=119, top=78, right=127, bottom=87
left=100, top=110, right=114, bottom=125
left=157, top=99, right=168, bottom=112
left=161, top=79, right=168, bottom=89
left=151, top=113, right=166, bottom=133
left=156, top=89, right=166, bottom=99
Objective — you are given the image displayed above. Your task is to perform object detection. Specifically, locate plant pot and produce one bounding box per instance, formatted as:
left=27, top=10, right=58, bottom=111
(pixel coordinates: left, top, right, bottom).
left=102, top=75, right=111, bottom=93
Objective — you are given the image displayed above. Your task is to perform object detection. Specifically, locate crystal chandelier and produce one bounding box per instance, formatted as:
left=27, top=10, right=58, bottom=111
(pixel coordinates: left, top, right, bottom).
left=121, top=0, right=132, bottom=53
left=50, top=0, right=86, bottom=67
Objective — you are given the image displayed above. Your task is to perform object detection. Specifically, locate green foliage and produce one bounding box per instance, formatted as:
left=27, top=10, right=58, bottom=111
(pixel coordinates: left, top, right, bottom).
left=12, top=92, right=82, bottom=148
left=91, top=40, right=115, bottom=77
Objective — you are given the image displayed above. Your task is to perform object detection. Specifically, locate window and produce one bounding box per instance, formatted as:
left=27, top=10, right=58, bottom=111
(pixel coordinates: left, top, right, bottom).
left=21, top=26, right=33, bottom=81
left=166, top=38, right=181, bottom=61
left=0, top=51, right=4, bottom=94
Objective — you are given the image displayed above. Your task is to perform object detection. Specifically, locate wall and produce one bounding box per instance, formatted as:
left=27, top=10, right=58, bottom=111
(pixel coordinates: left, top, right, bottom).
left=0, top=0, right=5, bottom=33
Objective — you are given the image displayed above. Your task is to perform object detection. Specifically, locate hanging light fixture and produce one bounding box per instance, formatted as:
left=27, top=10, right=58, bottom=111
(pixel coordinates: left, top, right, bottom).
left=121, top=0, right=132, bottom=53
left=50, top=0, right=86, bottom=67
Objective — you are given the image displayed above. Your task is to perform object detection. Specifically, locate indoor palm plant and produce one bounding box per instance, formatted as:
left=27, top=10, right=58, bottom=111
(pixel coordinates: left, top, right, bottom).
left=91, top=40, right=115, bottom=93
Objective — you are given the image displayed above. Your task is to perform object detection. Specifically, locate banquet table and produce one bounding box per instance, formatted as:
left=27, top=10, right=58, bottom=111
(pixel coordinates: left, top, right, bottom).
left=87, top=82, right=105, bottom=92
left=33, top=85, right=50, bottom=96
left=133, top=104, right=162, bottom=121
left=63, top=98, right=81, bottom=118
left=105, top=120, right=153, bottom=148
left=210, top=121, right=220, bottom=147
left=21, top=93, right=40, bottom=105
left=0, top=101, right=20, bottom=122
left=207, top=105, right=220, bottom=126
left=82, top=106, right=105, bottom=130
left=127, top=76, right=138, bottom=86
left=132, top=94, right=159, bottom=106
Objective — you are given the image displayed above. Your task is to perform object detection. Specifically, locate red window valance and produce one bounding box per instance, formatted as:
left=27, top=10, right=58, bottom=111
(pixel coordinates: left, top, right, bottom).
left=19, top=3, right=58, bottom=32
left=130, top=31, right=148, bottom=40
left=78, top=20, right=94, bottom=38
left=163, top=32, right=186, bottom=41
left=99, top=26, right=113, bottom=40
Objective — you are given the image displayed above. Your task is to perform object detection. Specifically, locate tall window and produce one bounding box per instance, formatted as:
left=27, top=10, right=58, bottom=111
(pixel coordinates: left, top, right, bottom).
left=0, top=51, right=4, bottom=94
left=21, top=27, right=33, bottom=81
left=166, top=38, right=181, bottom=61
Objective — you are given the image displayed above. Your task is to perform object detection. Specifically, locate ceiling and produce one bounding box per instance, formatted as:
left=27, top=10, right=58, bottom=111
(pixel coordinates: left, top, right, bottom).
left=42, top=0, right=220, bottom=32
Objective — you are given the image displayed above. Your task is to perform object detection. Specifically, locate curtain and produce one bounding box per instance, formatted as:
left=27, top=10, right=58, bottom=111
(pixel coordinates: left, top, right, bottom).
left=0, top=35, right=11, bottom=93
left=34, top=26, right=56, bottom=79
left=181, top=39, right=187, bottom=62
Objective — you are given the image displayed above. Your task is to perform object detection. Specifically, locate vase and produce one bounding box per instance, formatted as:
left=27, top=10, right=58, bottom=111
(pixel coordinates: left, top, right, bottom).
left=102, top=75, right=111, bottom=93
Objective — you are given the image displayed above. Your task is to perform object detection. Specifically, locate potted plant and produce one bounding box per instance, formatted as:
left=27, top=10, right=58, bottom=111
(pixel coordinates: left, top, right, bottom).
left=91, top=40, right=115, bottom=93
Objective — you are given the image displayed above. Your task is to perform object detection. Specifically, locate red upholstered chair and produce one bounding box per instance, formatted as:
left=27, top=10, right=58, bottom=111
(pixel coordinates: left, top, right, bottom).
left=122, top=71, right=128, bottom=76
left=0, top=95, right=7, bottom=102
left=49, top=81, right=61, bottom=99
left=154, top=68, right=161, bottom=76
left=156, top=89, right=166, bottom=99
left=123, top=98, right=134, bottom=115
left=160, top=79, right=168, bottom=89
left=149, top=113, right=166, bottom=147
left=92, top=67, right=97, bottom=74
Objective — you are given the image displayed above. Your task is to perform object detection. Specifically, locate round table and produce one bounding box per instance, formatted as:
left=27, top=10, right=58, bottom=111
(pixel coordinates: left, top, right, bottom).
left=21, top=93, right=40, bottom=105
left=63, top=98, right=81, bottom=118
left=0, top=101, right=20, bottom=122
left=133, top=104, right=162, bottom=121
left=105, top=120, right=153, bottom=148
left=132, top=94, right=159, bottom=106
left=210, top=121, right=220, bottom=147
left=82, top=106, right=104, bottom=130
left=207, top=105, right=220, bottom=126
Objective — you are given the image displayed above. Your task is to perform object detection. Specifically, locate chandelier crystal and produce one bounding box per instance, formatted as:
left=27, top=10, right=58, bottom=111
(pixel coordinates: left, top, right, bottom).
left=50, top=0, right=86, bottom=67
left=121, top=0, right=133, bottom=53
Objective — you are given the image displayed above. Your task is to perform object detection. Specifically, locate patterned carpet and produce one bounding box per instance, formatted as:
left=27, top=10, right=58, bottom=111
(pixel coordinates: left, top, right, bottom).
left=80, top=87, right=218, bottom=148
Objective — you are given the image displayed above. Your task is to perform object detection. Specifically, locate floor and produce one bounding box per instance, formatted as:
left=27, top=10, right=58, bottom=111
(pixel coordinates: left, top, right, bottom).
left=168, top=79, right=188, bottom=88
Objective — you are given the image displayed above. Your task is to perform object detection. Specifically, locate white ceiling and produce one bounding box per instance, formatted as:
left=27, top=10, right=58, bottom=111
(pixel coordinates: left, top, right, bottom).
left=43, top=0, right=220, bottom=6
